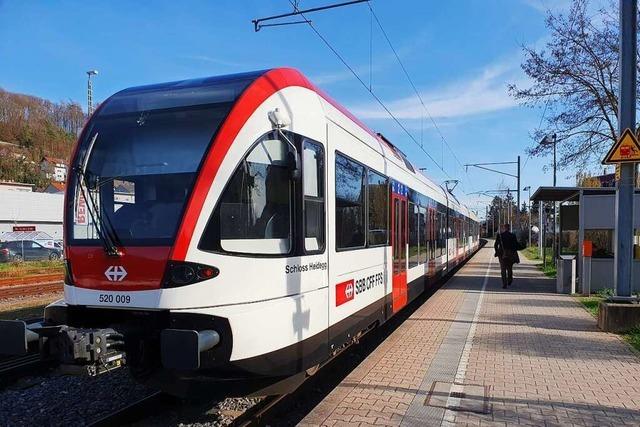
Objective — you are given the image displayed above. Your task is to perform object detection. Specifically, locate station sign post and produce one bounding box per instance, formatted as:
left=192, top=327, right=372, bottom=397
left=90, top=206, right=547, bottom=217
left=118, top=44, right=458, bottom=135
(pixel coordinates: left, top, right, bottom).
left=602, top=0, right=638, bottom=300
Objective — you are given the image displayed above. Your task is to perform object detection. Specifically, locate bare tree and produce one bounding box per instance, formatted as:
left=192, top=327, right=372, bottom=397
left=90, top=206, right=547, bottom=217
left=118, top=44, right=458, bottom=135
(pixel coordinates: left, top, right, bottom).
left=508, top=0, right=630, bottom=170
left=0, top=88, right=83, bottom=165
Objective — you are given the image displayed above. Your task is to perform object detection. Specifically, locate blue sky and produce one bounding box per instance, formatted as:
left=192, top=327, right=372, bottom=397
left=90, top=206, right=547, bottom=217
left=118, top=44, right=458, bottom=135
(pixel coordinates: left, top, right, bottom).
left=0, top=0, right=589, bottom=214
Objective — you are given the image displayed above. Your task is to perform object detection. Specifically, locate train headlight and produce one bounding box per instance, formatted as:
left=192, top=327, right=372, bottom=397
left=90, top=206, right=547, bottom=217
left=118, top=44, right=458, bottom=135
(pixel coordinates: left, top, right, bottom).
left=162, top=261, right=219, bottom=288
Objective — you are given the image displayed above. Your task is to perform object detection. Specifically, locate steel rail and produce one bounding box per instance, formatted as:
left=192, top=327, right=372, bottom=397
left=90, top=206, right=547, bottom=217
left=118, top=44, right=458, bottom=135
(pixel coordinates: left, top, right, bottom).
left=231, top=394, right=289, bottom=427
left=87, top=391, right=172, bottom=427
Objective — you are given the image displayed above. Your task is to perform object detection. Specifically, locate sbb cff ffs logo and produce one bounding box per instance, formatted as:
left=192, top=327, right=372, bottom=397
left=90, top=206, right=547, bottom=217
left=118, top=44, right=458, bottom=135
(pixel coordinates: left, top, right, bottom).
left=104, top=266, right=127, bottom=282
left=335, top=272, right=384, bottom=307
left=335, top=279, right=355, bottom=306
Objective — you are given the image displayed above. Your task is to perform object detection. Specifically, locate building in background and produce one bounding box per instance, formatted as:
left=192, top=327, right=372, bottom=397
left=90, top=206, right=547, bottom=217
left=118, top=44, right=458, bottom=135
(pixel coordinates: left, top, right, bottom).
left=40, top=156, right=68, bottom=182
left=0, top=189, right=63, bottom=239
left=44, top=181, right=65, bottom=194
left=0, top=181, right=34, bottom=192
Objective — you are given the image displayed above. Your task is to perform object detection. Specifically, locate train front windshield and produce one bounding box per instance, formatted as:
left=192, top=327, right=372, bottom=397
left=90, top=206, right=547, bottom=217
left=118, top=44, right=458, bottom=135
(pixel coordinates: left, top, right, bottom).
left=66, top=73, right=261, bottom=246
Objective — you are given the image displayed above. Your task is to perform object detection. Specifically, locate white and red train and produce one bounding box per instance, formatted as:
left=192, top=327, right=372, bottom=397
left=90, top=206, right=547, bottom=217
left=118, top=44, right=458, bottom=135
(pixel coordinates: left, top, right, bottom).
left=0, top=68, right=479, bottom=396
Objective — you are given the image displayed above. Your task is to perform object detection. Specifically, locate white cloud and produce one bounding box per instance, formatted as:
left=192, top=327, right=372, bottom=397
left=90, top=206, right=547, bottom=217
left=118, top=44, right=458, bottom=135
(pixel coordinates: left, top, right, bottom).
left=183, top=55, right=244, bottom=68
left=349, top=55, right=527, bottom=121
left=521, top=0, right=572, bottom=13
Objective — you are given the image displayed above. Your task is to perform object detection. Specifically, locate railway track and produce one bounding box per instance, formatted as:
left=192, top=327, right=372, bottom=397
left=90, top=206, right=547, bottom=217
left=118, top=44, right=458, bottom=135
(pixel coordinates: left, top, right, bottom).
left=0, top=280, right=63, bottom=299
left=88, top=391, right=174, bottom=427
left=0, top=272, right=64, bottom=288
left=0, top=353, right=54, bottom=388
left=232, top=394, right=288, bottom=426
left=0, top=318, right=56, bottom=388
left=87, top=392, right=288, bottom=427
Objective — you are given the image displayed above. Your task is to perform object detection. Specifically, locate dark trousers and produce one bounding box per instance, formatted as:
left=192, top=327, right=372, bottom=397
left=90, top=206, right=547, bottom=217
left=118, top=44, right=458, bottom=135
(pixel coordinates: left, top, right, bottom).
left=499, top=258, right=514, bottom=288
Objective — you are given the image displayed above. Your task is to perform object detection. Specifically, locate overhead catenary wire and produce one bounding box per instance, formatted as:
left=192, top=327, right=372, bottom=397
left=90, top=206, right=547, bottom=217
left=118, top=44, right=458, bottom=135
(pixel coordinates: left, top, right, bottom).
left=288, top=0, right=450, bottom=177
left=366, top=2, right=474, bottom=192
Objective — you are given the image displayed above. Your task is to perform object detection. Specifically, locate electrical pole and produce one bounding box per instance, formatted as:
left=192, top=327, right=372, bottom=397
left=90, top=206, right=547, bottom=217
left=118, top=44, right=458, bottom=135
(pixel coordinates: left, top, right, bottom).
left=613, top=0, right=636, bottom=300
left=507, top=190, right=511, bottom=229
left=87, top=70, right=98, bottom=116
left=553, top=135, right=557, bottom=186
left=485, top=206, right=488, bottom=237
left=465, top=159, right=521, bottom=232
left=517, top=155, right=521, bottom=231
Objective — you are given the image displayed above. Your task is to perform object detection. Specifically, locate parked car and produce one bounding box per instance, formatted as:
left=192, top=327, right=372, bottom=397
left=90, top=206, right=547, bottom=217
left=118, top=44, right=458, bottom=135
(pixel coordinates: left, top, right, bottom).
left=0, top=240, right=62, bottom=262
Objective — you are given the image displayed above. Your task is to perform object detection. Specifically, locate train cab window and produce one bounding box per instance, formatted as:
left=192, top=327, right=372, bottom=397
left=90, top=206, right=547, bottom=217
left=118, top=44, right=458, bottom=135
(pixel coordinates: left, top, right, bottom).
left=367, top=171, right=388, bottom=246
left=303, top=140, right=325, bottom=253
left=208, top=134, right=294, bottom=255
left=335, top=153, right=366, bottom=250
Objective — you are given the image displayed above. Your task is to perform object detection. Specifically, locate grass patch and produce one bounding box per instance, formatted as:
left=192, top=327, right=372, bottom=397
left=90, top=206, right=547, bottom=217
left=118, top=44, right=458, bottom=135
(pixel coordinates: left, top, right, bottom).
left=522, top=246, right=541, bottom=261
left=521, top=246, right=557, bottom=277
left=0, top=260, right=64, bottom=278
left=576, top=295, right=602, bottom=317
left=622, top=327, right=640, bottom=352
left=575, top=291, right=640, bottom=353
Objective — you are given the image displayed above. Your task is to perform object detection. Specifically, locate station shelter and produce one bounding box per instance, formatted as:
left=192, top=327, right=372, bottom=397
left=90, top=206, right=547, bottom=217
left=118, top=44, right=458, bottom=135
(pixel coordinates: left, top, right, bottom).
left=531, top=186, right=640, bottom=293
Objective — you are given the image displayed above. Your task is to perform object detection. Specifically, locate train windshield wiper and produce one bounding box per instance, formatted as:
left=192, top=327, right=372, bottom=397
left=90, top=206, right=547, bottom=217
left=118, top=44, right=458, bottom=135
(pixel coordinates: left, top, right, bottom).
left=75, top=133, right=122, bottom=257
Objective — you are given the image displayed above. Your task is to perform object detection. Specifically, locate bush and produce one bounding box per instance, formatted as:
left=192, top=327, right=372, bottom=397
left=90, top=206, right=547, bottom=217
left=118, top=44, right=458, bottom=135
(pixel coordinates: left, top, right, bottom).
left=596, top=288, right=614, bottom=298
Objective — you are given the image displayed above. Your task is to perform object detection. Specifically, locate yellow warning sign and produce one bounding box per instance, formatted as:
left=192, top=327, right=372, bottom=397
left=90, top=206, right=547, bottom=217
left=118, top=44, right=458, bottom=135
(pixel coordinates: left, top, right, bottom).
left=602, top=128, right=640, bottom=164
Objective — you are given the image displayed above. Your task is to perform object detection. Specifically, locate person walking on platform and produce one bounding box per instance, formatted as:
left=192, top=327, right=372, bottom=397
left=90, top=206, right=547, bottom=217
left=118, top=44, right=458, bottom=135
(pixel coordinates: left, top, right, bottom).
left=494, top=223, right=520, bottom=289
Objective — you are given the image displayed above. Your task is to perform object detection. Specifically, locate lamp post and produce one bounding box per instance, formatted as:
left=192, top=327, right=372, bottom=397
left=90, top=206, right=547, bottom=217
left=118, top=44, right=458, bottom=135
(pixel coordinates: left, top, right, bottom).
left=540, top=133, right=558, bottom=259
left=86, top=70, right=98, bottom=116
left=540, top=133, right=557, bottom=187
left=523, top=186, right=532, bottom=246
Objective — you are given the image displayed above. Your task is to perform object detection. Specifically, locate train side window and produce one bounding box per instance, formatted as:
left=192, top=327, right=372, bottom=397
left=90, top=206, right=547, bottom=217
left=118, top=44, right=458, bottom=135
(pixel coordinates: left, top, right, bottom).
left=409, top=202, right=419, bottom=267
left=335, top=153, right=366, bottom=250
left=303, top=140, right=325, bottom=253
left=438, top=211, right=446, bottom=256
left=419, top=206, right=427, bottom=264
left=203, top=134, right=293, bottom=255
left=367, top=170, right=388, bottom=246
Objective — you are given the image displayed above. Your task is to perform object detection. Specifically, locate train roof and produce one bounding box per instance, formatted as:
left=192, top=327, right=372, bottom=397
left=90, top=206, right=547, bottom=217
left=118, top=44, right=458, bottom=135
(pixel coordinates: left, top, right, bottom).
left=100, top=67, right=476, bottom=221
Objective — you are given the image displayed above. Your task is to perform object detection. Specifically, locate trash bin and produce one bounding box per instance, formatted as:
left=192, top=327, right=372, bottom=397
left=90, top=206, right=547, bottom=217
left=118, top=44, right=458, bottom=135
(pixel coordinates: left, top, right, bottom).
left=557, top=255, right=577, bottom=294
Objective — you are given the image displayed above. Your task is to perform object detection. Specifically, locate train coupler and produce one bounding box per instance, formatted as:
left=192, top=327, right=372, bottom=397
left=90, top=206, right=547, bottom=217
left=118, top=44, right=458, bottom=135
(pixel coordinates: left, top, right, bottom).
left=50, top=326, right=127, bottom=376
left=0, top=320, right=127, bottom=376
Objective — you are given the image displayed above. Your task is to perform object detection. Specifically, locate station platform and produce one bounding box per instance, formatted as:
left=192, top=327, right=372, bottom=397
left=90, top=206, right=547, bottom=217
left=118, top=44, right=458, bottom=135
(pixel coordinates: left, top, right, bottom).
left=301, top=243, right=640, bottom=426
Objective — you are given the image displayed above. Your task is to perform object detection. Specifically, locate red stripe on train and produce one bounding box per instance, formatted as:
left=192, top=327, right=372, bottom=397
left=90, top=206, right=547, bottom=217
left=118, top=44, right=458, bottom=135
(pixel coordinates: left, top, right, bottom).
left=170, top=67, right=379, bottom=261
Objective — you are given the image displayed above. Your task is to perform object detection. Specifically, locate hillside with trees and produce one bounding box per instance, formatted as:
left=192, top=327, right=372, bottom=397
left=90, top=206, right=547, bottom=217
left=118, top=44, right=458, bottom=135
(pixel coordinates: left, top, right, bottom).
left=0, top=88, right=84, bottom=188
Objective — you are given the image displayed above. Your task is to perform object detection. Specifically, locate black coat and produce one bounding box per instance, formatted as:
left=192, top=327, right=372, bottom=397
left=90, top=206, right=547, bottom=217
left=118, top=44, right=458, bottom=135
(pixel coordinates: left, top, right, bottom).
left=494, top=232, right=520, bottom=263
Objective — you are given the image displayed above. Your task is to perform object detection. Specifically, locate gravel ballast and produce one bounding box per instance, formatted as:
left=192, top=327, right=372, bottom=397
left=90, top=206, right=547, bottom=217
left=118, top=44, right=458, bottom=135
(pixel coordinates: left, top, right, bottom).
left=0, top=369, right=155, bottom=426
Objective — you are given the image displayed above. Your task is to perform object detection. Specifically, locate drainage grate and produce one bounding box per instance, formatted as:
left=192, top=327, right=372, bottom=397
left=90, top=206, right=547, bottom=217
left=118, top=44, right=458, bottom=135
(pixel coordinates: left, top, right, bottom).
left=424, top=381, right=491, bottom=415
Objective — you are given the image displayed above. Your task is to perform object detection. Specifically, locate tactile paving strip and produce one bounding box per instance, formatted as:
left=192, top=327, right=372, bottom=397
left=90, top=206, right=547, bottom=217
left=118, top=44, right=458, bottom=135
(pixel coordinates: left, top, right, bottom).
left=400, top=287, right=482, bottom=427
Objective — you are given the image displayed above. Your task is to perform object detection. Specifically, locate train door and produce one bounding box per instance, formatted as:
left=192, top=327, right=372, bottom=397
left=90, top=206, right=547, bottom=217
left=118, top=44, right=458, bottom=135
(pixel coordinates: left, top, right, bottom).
left=391, top=183, right=408, bottom=313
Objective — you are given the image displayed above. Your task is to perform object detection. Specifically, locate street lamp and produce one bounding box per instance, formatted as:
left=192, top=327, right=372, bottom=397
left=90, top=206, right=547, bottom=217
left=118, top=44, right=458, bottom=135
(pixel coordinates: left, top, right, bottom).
left=86, top=70, right=98, bottom=116
left=540, top=133, right=557, bottom=187
left=523, top=186, right=532, bottom=246
left=540, top=133, right=558, bottom=259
